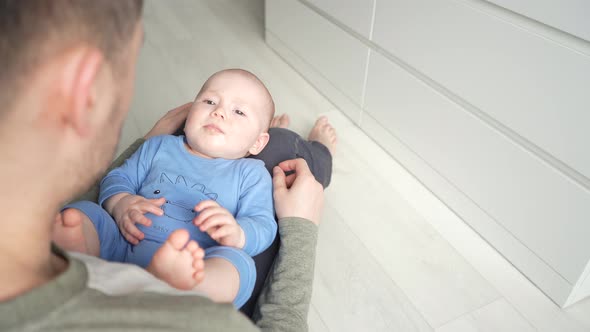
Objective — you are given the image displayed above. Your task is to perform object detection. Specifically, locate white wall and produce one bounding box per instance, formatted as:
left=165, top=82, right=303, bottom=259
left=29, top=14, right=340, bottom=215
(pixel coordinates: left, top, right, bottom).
left=265, top=0, right=590, bottom=307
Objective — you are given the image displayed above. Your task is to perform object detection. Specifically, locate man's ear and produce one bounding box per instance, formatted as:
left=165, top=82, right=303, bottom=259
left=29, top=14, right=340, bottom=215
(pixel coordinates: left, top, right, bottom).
left=248, top=132, right=270, bottom=156
left=58, top=47, right=104, bottom=137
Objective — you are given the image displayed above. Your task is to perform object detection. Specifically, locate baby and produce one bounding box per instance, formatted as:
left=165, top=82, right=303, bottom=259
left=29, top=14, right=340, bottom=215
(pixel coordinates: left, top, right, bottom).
left=54, top=69, right=277, bottom=308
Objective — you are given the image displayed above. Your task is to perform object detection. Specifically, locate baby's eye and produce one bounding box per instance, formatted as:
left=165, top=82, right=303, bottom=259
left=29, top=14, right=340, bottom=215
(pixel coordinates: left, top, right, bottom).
left=234, top=109, right=245, bottom=116
left=204, top=99, right=215, bottom=105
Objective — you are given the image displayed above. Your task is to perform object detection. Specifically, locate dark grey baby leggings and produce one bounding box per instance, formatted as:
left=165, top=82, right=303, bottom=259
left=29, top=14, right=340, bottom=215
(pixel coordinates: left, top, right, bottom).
left=252, top=127, right=332, bottom=188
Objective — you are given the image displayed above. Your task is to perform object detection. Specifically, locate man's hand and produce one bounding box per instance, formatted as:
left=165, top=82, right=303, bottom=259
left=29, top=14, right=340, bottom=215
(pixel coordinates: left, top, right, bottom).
left=193, top=200, right=245, bottom=248
left=272, top=158, right=324, bottom=225
left=143, top=102, right=192, bottom=139
left=108, top=193, right=165, bottom=245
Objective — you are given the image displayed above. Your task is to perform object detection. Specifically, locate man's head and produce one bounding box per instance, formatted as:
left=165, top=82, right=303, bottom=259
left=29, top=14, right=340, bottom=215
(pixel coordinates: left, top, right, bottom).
left=184, top=69, right=275, bottom=159
left=0, top=0, right=144, bottom=205
left=0, top=0, right=144, bottom=115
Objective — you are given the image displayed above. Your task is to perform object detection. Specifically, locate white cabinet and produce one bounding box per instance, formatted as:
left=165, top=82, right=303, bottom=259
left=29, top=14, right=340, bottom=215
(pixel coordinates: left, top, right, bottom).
left=265, top=0, right=590, bottom=307
left=363, top=50, right=590, bottom=304
left=487, top=0, right=590, bottom=42
left=372, top=0, right=590, bottom=180
left=266, top=0, right=369, bottom=122
left=306, top=0, right=375, bottom=39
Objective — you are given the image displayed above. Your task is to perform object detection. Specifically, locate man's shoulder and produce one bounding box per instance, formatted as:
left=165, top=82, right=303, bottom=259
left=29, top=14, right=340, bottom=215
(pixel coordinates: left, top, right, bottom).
left=68, top=254, right=258, bottom=330
left=3, top=252, right=258, bottom=332
left=73, top=289, right=256, bottom=330
left=28, top=288, right=258, bottom=332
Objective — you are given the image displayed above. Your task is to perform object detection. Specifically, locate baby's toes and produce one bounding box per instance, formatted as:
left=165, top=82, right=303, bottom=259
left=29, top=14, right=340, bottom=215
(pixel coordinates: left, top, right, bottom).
left=185, top=240, right=199, bottom=253
left=192, top=254, right=205, bottom=271
left=167, top=229, right=191, bottom=251
left=194, top=270, right=206, bottom=284
left=195, top=247, right=205, bottom=259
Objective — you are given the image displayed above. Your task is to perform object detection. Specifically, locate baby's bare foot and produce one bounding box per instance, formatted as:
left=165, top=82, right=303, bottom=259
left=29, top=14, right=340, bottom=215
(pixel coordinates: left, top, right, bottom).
left=52, top=209, right=99, bottom=255
left=147, top=229, right=205, bottom=290
left=308, top=116, right=337, bottom=155
left=270, top=114, right=290, bottom=128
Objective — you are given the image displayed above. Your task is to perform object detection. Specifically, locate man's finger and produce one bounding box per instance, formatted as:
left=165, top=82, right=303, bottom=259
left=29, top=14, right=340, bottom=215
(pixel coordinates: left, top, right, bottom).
left=284, top=173, right=296, bottom=188
left=277, top=158, right=312, bottom=175
left=272, top=166, right=287, bottom=191
left=169, top=101, right=192, bottom=114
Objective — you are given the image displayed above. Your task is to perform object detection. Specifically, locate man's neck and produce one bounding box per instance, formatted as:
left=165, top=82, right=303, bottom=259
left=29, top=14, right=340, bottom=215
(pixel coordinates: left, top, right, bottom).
left=0, top=205, right=67, bottom=301
left=0, top=88, right=74, bottom=301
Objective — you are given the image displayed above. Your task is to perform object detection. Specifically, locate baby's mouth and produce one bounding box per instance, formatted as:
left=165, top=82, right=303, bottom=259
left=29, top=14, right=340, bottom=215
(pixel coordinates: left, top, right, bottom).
left=203, top=124, right=223, bottom=134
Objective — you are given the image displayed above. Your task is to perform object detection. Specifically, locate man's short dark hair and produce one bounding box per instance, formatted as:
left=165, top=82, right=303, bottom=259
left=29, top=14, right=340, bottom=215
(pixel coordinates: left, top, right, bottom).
left=0, top=0, right=143, bottom=112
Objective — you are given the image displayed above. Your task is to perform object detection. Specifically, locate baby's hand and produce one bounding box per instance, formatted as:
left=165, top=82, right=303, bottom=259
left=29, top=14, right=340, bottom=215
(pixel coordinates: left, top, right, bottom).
left=111, top=194, right=165, bottom=245
left=193, top=200, right=245, bottom=249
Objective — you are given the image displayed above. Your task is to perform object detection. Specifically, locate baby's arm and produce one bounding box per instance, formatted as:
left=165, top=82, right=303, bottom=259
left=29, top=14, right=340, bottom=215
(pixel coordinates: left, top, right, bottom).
left=105, top=193, right=165, bottom=245
left=99, top=137, right=166, bottom=244
left=233, top=162, right=277, bottom=256
left=193, top=200, right=246, bottom=248
left=193, top=162, right=276, bottom=256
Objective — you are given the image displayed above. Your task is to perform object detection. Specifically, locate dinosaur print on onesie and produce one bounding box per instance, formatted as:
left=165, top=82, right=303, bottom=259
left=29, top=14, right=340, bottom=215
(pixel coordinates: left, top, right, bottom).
left=126, top=172, right=219, bottom=267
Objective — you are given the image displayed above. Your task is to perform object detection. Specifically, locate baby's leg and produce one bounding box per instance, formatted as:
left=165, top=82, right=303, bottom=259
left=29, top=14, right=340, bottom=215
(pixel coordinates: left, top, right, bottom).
left=53, top=201, right=129, bottom=261
left=52, top=208, right=100, bottom=256
left=198, top=246, right=257, bottom=308
left=307, top=116, right=337, bottom=156
left=194, top=257, right=240, bottom=304
left=252, top=117, right=336, bottom=188
left=149, top=236, right=256, bottom=308
left=147, top=229, right=206, bottom=290
left=269, top=113, right=290, bottom=128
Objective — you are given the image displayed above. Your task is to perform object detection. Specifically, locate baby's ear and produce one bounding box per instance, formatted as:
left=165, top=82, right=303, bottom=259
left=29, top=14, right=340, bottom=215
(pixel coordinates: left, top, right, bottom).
left=248, top=132, right=270, bottom=156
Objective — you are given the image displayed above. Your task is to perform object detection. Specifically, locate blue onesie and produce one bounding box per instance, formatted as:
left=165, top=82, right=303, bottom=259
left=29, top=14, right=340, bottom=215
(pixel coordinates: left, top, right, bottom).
left=65, top=135, right=276, bottom=308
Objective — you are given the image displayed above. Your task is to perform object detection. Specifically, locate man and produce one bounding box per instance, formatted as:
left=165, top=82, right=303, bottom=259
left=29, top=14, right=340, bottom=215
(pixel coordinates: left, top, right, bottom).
left=0, top=1, right=323, bottom=330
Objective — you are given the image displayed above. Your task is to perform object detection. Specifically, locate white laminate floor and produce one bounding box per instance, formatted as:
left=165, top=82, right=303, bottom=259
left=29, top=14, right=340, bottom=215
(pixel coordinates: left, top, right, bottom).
left=125, top=1, right=590, bottom=331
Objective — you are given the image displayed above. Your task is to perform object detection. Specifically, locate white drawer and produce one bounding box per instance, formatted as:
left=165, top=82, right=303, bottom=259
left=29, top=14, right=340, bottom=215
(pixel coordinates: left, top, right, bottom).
left=372, top=0, right=590, bottom=179
left=363, top=50, right=590, bottom=288
left=306, top=0, right=375, bottom=39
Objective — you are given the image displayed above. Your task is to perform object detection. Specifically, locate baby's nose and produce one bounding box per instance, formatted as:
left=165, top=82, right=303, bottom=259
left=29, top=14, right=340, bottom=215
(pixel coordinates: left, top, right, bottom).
left=212, top=108, right=225, bottom=119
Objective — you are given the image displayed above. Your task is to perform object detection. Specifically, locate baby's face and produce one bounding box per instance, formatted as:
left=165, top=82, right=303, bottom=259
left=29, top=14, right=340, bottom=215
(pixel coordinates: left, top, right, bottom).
left=184, top=71, right=272, bottom=159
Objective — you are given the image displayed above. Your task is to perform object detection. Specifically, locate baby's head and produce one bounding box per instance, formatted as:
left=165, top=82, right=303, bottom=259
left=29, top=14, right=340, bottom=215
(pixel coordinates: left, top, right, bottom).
left=184, top=69, right=275, bottom=159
